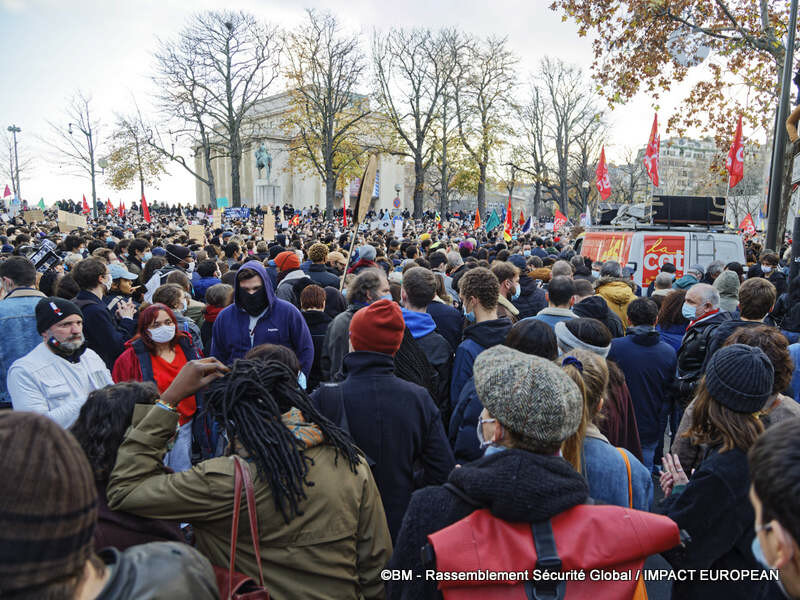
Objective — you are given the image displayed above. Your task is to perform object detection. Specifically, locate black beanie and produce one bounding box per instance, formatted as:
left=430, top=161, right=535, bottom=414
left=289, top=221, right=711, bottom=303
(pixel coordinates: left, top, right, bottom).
left=35, top=297, right=83, bottom=334
left=705, top=344, right=774, bottom=413
left=0, top=412, right=97, bottom=592
left=165, top=244, right=190, bottom=265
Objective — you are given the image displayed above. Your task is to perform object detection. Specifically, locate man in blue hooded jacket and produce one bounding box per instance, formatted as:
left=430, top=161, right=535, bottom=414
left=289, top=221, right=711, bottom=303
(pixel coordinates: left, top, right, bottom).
left=210, top=261, right=314, bottom=374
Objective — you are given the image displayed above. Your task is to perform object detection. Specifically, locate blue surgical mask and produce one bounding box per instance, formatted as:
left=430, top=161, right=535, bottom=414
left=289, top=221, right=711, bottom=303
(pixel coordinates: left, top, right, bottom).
left=297, top=371, right=307, bottom=390
left=751, top=536, right=772, bottom=570
left=380, top=294, right=393, bottom=302
left=143, top=251, right=153, bottom=261
left=511, top=283, right=521, bottom=301
left=523, top=250, right=531, bottom=257
left=681, top=302, right=697, bottom=321
left=592, top=270, right=600, bottom=279
left=463, top=305, right=476, bottom=323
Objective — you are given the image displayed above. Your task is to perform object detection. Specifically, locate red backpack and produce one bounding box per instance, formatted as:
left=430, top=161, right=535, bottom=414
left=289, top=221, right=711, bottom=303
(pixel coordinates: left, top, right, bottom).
left=424, top=502, right=680, bottom=600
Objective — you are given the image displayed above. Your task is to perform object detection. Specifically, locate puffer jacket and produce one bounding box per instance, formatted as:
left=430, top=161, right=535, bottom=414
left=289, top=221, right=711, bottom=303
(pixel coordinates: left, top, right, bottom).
left=675, top=310, right=731, bottom=404
left=594, top=277, right=636, bottom=328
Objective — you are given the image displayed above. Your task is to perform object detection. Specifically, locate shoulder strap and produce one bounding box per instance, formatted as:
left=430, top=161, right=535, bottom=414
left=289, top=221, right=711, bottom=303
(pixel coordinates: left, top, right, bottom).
left=616, top=447, right=633, bottom=509
left=442, top=482, right=483, bottom=508
left=131, top=339, right=154, bottom=382
left=231, top=457, right=265, bottom=591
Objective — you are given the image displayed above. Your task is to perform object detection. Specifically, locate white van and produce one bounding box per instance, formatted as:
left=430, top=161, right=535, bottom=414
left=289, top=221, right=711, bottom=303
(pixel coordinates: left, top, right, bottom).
left=574, top=227, right=746, bottom=288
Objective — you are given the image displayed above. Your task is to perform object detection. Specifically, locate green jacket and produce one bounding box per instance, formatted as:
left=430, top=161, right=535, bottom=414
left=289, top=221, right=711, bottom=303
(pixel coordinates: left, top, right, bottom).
left=107, top=406, right=392, bottom=600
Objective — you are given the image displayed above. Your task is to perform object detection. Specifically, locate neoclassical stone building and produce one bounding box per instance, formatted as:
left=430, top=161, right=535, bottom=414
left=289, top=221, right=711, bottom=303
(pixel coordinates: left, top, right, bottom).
left=194, top=91, right=412, bottom=211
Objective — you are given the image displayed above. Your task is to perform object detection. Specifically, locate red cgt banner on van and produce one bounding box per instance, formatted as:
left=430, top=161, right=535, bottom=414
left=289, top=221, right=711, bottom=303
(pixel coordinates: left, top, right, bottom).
left=643, top=235, right=686, bottom=286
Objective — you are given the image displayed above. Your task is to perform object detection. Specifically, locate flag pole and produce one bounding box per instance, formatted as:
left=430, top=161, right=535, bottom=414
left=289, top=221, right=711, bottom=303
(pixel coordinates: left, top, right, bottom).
left=725, top=175, right=732, bottom=229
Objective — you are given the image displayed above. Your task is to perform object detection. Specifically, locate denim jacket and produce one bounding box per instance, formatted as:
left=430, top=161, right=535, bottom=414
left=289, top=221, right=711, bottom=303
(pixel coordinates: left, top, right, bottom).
left=0, top=288, right=46, bottom=404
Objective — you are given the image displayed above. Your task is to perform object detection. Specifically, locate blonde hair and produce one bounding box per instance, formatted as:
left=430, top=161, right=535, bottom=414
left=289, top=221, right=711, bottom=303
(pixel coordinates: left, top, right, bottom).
left=559, top=349, right=610, bottom=473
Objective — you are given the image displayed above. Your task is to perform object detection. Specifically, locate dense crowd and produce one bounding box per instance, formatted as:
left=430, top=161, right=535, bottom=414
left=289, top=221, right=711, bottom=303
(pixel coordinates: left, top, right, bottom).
left=0, top=204, right=799, bottom=600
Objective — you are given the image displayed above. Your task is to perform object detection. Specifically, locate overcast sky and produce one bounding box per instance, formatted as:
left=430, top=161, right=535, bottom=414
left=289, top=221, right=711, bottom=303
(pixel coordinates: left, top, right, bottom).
left=1, top=0, right=711, bottom=206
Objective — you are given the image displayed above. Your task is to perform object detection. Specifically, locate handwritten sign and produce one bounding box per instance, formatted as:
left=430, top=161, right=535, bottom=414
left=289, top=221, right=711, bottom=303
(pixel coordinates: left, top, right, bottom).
left=57, top=210, right=87, bottom=232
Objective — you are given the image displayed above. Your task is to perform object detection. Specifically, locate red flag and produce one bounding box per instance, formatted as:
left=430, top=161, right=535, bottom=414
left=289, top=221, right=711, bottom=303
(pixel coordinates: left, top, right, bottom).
left=727, top=115, right=744, bottom=188
left=503, top=195, right=513, bottom=241
left=738, top=213, right=755, bottom=235
left=3, top=185, right=10, bottom=198
left=553, top=209, right=568, bottom=232
left=105, top=199, right=113, bottom=215
left=118, top=200, right=125, bottom=218
left=342, top=192, right=348, bottom=229
left=141, top=193, right=151, bottom=223
left=595, top=146, right=612, bottom=201
left=518, top=209, right=525, bottom=226
left=643, top=114, right=660, bottom=187
left=473, top=209, right=482, bottom=230
left=82, top=194, right=90, bottom=215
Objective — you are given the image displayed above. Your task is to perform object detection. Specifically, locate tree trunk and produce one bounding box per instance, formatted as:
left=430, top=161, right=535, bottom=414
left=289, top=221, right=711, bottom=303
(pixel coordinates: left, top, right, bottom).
left=413, top=159, right=425, bottom=219
left=325, top=174, right=336, bottom=221
left=534, top=181, right=542, bottom=218
left=230, top=145, right=241, bottom=207
left=477, top=163, right=487, bottom=219
left=203, top=147, right=216, bottom=208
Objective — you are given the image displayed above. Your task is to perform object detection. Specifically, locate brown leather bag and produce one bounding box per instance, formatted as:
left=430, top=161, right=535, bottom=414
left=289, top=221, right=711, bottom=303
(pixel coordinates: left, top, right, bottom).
left=213, top=456, right=270, bottom=600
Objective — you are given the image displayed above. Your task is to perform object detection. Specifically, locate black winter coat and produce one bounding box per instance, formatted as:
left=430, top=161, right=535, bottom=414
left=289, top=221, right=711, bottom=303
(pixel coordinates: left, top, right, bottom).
left=425, top=302, right=463, bottom=351
left=311, top=351, right=454, bottom=542
left=75, top=290, right=136, bottom=370
left=702, top=320, right=766, bottom=371
left=511, top=275, right=547, bottom=319
left=307, top=263, right=340, bottom=288
left=676, top=311, right=731, bottom=404
left=413, top=330, right=453, bottom=421
left=660, top=447, right=778, bottom=600
left=387, top=449, right=589, bottom=600
left=302, top=309, right=333, bottom=392
left=572, top=295, right=626, bottom=338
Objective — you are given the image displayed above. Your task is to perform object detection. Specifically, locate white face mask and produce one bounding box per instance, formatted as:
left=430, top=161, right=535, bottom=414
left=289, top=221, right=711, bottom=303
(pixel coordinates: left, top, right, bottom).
left=104, top=275, right=113, bottom=291
left=761, top=265, right=772, bottom=274
left=148, top=324, right=176, bottom=343
left=186, top=261, right=196, bottom=273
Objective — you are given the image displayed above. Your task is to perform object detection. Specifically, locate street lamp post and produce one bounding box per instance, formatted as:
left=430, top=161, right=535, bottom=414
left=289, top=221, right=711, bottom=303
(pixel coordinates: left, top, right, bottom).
left=69, top=121, right=98, bottom=219
left=7, top=125, right=21, bottom=201
left=766, top=0, right=799, bottom=251
left=581, top=180, right=590, bottom=217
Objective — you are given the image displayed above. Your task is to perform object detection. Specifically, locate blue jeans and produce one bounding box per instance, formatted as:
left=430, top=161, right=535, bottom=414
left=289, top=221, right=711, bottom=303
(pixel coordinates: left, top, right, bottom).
left=640, top=440, right=658, bottom=474
left=164, top=420, right=193, bottom=472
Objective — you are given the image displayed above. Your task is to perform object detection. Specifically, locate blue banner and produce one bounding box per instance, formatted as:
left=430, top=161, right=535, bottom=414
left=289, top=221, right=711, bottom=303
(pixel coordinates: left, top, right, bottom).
left=224, top=207, right=250, bottom=219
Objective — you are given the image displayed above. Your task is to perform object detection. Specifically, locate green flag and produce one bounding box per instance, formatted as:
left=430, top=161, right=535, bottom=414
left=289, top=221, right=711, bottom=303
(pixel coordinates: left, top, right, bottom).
left=38, top=198, right=45, bottom=210
left=484, top=209, right=501, bottom=232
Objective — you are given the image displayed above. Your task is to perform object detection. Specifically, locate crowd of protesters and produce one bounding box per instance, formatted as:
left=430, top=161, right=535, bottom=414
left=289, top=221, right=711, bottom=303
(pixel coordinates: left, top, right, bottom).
left=0, top=202, right=799, bottom=600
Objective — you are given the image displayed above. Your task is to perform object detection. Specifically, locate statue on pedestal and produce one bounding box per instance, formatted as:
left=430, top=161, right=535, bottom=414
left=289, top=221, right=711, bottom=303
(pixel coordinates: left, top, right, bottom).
left=255, top=143, right=272, bottom=182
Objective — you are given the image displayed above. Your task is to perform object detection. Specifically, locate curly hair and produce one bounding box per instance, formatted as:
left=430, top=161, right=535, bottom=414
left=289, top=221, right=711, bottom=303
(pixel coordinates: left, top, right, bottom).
left=70, top=382, right=160, bottom=482
left=459, top=266, right=500, bottom=311
left=308, top=242, right=329, bottom=263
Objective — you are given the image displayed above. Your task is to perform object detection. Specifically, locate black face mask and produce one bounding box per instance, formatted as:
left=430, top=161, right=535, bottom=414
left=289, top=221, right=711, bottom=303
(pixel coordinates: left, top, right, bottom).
left=238, top=287, right=268, bottom=316
left=47, top=336, right=88, bottom=364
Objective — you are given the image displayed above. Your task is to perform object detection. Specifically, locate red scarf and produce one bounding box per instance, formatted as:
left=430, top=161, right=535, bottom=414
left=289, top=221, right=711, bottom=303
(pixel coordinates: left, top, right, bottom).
left=688, top=308, right=720, bottom=329
left=204, top=305, right=224, bottom=323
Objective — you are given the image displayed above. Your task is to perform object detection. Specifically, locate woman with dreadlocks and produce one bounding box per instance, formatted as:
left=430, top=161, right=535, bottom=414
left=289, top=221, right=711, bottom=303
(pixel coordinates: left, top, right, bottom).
left=106, top=356, right=392, bottom=600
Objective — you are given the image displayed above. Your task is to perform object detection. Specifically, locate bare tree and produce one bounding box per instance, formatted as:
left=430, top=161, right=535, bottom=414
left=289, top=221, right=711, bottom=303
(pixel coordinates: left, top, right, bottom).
left=453, top=35, right=517, bottom=219
left=284, top=10, right=371, bottom=220
left=45, top=91, right=102, bottom=217
left=153, top=30, right=228, bottom=205
left=568, top=113, right=608, bottom=215
left=157, top=11, right=280, bottom=207
left=608, top=147, right=649, bottom=205
left=517, top=83, right=551, bottom=217
left=373, top=28, right=454, bottom=218
left=538, top=57, right=603, bottom=216
left=1, top=131, right=34, bottom=199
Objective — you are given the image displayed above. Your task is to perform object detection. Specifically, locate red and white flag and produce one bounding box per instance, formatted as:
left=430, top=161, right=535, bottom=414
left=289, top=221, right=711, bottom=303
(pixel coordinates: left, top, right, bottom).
left=727, top=115, right=744, bottom=188
left=643, top=114, right=660, bottom=187
left=595, top=146, right=612, bottom=200
left=553, top=209, right=568, bottom=232
left=82, top=194, right=90, bottom=215
left=738, top=213, right=755, bottom=235
left=105, top=199, right=113, bottom=215
left=141, top=193, right=151, bottom=223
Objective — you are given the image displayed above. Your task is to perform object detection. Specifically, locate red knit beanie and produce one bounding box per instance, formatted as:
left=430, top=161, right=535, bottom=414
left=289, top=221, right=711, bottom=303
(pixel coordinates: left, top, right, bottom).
left=275, top=250, right=300, bottom=272
left=349, top=299, right=405, bottom=355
